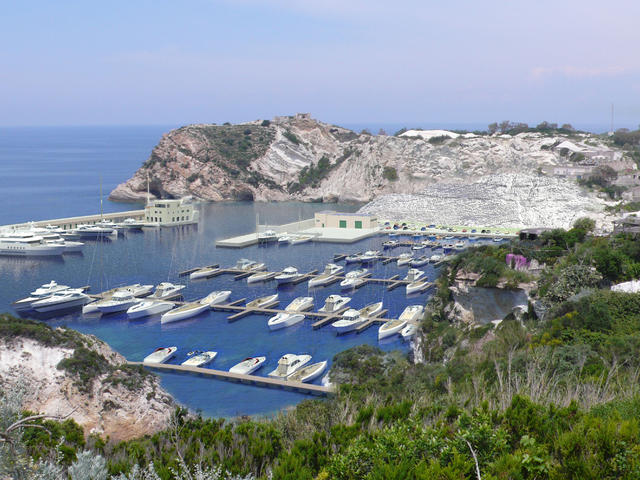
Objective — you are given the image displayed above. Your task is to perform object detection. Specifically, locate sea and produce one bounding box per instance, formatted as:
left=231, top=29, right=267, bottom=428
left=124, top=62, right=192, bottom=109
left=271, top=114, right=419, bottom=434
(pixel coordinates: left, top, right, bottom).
left=0, top=126, right=440, bottom=418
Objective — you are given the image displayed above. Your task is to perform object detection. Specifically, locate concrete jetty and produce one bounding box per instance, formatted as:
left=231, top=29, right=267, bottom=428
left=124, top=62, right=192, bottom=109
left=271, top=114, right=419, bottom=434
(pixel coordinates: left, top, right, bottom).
left=1, top=210, right=145, bottom=231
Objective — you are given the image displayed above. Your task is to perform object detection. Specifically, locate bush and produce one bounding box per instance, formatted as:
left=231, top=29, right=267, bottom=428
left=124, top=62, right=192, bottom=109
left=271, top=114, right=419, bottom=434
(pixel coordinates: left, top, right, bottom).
left=382, top=166, right=398, bottom=181
left=283, top=130, right=301, bottom=145
left=428, top=135, right=450, bottom=145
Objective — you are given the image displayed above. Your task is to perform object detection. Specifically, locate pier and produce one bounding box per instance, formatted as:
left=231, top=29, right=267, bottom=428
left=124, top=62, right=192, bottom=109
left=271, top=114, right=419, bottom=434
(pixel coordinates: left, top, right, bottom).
left=129, top=362, right=334, bottom=396
left=1, top=210, right=145, bottom=231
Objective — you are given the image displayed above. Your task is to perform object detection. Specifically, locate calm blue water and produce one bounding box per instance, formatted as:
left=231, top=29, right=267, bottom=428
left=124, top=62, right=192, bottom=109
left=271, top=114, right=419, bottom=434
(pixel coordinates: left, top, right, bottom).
left=0, top=126, right=439, bottom=418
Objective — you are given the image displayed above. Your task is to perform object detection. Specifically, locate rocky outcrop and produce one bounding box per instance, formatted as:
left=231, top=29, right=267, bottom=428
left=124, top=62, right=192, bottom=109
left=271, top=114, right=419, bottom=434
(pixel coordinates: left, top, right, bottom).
left=446, top=283, right=530, bottom=326
left=109, top=114, right=621, bottom=208
left=0, top=319, right=174, bottom=442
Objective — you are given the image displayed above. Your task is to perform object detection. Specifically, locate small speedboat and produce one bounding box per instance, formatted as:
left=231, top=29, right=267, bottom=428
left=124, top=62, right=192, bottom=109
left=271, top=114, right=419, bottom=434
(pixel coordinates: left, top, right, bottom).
left=399, top=305, right=424, bottom=322
left=404, top=268, right=425, bottom=282
left=235, top=258, right=255, bottom=270
left=127, top=300, right=174, bottom=319
left=406, top=279, right=430, bottom=295
left=119, top=217, right=145, bottom=230
left=378, top=319, right=407, bottom=340
left=319, top=295, right=351, bottom=313
left=161, top=302, right=209, bottom=324
left=258, top=229, right=278, bottom=243
left=429, top=254, right=442, bottom=263
left=360, top=250, right=379, bottom=263
left=308, top=263, right=343, bottom=287
left=397, top=253, right=413, bottom=266
left=246, top=293, right=279, bottom=308
left=454, top=242, right=466, bottom=251
left=190, top=266, right=219, bottom=280
left=410, top=256, right=429, bottom=267
left=181, top=351, right=217, bottom=367
left=332, top=309, right=366, bottom=334
left=339, top=269, right=368, bottom=289
left=200, top=290, right=232, bottom=306
left=277, top=234, right=291, bottom=245
left=144, top=346, right=177, bottom=364
left=290, top=235, right=312, bottom=245
left=493, top=237, right=503, bottom=242
left=287, top=361, right=328, bottom=383
left=411, top=243, right=427, bottom=251
left=97, top=290, right=139, bottom=314
left=150, top=282, right=186, bottom=300
left=125, top=284, right=154, bottom=297
left=247, top=271, right=274, bottom=284
left=268, top=354, right=312, bottom=378
left=268, top=312, right=305, bottom=330
left=382, top=240, right=398, bottom=249
left=345, top=254, right=361, bottom=264
left=400, top=323, right=418, bottom=341
left=31, top=289, right=91, bottom=313
left=359, top=301, right=383, bottom=318
left=275, top=266, right=301, bottom=285
left=285, top=296, right=313, bottom=312
left=229, top=356, right=266, bottom=374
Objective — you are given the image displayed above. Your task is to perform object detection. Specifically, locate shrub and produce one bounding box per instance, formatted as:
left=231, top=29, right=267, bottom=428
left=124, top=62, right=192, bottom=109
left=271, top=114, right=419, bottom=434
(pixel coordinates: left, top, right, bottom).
left=382, top=166, right=398, bottom=181
left=428, top=135, right=450, bottom=145
left=283, top=130, right=301, bottom=145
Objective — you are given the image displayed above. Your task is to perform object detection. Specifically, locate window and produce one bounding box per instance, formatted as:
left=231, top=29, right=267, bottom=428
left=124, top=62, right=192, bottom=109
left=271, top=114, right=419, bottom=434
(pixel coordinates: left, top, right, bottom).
left=339, top=220, right=347, bottom=228
left=355, top=220, right=362, bottom=229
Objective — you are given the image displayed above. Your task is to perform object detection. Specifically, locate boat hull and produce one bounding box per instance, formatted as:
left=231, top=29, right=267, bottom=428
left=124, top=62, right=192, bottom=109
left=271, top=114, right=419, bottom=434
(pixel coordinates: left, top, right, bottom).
left=33, top=296, right=90, bottom=313
left=229, top=356, right=266, bottom=374
left=127, top=301, right=174, bottom=319
left=378, top=320, right=407, bottom=340
left=268, top=313, right=305, bottom=330
left=161, top=304, right=209, bottom=324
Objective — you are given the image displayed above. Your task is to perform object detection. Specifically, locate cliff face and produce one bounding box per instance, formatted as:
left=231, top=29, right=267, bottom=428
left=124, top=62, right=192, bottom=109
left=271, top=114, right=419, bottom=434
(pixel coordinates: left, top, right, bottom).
left=110, top=115, right=613, bottom=204
left=0, top=319, right=174, bottom=442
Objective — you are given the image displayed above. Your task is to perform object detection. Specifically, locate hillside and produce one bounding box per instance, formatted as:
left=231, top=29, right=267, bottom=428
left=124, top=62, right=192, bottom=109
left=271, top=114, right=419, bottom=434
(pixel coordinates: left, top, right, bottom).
left=109, top=114, right=624, bottom=208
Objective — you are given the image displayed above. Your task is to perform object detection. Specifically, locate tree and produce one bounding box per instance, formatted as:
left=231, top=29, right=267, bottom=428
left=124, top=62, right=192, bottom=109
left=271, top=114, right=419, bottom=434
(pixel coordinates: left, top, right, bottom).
left=360, top=129, right=372, bottom=136
left=573, top=217, right=596, bottom=233
left=488, top=123, right=498, bottom=134
left=378, top=128, right=387, bottom=136
left=561, top=123, right=575, bottom=132
left=499, top=121, right=511, bottom=133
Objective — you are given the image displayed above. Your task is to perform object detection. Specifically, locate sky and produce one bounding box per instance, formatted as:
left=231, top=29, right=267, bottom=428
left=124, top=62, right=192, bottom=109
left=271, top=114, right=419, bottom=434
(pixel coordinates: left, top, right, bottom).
left=1, top=0, right=639, bottom=130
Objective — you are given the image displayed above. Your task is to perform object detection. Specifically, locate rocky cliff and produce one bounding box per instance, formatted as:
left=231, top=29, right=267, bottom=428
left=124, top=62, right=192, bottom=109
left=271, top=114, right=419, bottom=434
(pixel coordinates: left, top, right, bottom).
left=0, top=316, right=174, bottom=442
left=109, top=114, right=619, bottom=205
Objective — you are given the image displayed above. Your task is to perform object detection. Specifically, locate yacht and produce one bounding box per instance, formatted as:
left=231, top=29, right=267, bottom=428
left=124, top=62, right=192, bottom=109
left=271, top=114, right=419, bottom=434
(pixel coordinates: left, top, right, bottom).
left=429, top=254, right=443, bottom=263
left=199, top=290, right=232, bottom=306
left=344, top=253, right=361, bottom=264
left=404, top=269, right=425, bottom=282
left=359, top=301, right=383, bottom=318
left=150, top=282, right=185, bottom=300
left=275, top=266, right=301, bottom=285
left=258, top=229, right=278, bottom=243
left=97, top=290, right=139, bottom=314
left=308, top=263, right=343, bottom=287
left=72, top=223, right=117, bottom=238
left=339, top=269, right=368, bottom=290
left=12, top=281, right=73, bottom=312
left=31, top=289, right=91, bottom=313
left=287, top=361, right=328, bottom=383
left=397, top=253, right=413, bottom=266
left=400, top=324, right=419, bottom=341
left=181, top=351, right=217, bottom=367
left=119, top=218, right=145, bottom=230
left=268, top=354, right=312, bottom=378
left=229, top=356, right=266, bottom=375
left=246, top=293, right=279, bottom=309
left=277, top=234, right=291, bottom=245
left=410, top=256, right=429, bottom=267
left=399, top=305, right=424, bottom=323
left=454, top=241, right=466, bottom=251
left=406, top=278, right=430, bottom=295
left=360, top=250, right=379, bottom=263
left=319, top=295, right=351, bottom=313
left=332, top=309, right=366, bottom=334
left=268, top=312, right=305, bottom=330
left=247, top=270, right=274, bottom=284
left=0, top=232, right=65, bottom=257
left=189, top=266, right=219, bottom=280
left=161, top=302, right=209, bottom=324
left=235, top=258, right=256, bottom=270
left=285, top=296, right=314, bottom=312
left=127, top=300, right=174, bottom=319
left=382, top=240, right=398, bottom=249
left=378, top=319, right=407, bottom=340
left=290, top=235, right=312, bottom=245
left=26, top=228, right=84, bottom=253
left=127, top=284, right=154, bottom=297
left=411, top=243, right=427, bottom=251
left=82, top=284, right=152, bottom=314
left=143, top=346, right=177, bottom=364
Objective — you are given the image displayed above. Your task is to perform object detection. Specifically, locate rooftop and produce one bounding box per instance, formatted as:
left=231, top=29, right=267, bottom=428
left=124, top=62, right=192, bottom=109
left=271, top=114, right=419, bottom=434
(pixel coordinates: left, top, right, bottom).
left=316, top=211, right=375, bottom=217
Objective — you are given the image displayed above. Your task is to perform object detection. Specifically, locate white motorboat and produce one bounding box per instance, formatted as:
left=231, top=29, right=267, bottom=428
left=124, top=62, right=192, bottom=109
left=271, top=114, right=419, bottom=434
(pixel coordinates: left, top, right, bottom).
left=258, top=229, right=278, bottom=243
left=360, top=250, right=379, bottom=263
left=378, top=319, right=407, bottom=340
left=429, top=254, right=443, bottom=263
left=400, top=323, right=419, bottom=341
left=382, top=240, right=398, bottom=249
left=277, top=234, right=291, bottom=245
left=285, top=296, right=314, bottom=312
left=161, top=302, right=209, bottom=324
left=199, top=290, right=232, bottom=306
left=268, top=312, right=305, bottom=330
left=411, top=243, right=427, bottom=251
left=399, top=305, right=424, bottom=323
left=229, top=356, right=266, bottom=374
left=454, top=242, right=466, bottom=251
left=119, top=218, right=145, bottom=230
left=247, top=271, right=273, bottom=284
left=404, top=269, right=425, bottom=282
left=0, top=232, right=65, bottom=257
left=96, top=290, right=139, bottom=314
left=143, top=346, right=177, bottom=364
left=246, top=293, right=279, bottom=308
left=493, top=237, right=503, bottom=242
left=344, top=254, right=361, bottom=264
left=82, top=284, right=152, bottom=314
left=410, top=256, right=429, bottom=267
left=127, top=300, right=174, bottom=319
left=319, top=295, right=351, bottom=313
left=189, top=266, right=219, bottom=280
left=150, top=282, right=185, bottom=300
left=181, top=351, right=217, bottom=367
left=287, top=361, right=328, bottom=383
left=235, top=258, right=257, bottom=270
left=29, top=229, right=85, bottom=253
left=339, top=269, right=368, bottom=289
left=31, top=290, right=91, bottom=313
left=407, top=279, right=430, bottom=294
left=308, top=263, right=343, bottom=287
left=359, top=301, right=383, bottom=318
left=332, top=309, right=366, bottom=334
left=126, top=284, right=154, bottom=297
left=268, top=354, right=312, bottom=378
left=397, top=253, right=413, bottom=266
left=275, top=266, right=301, bottom=285
left=290, top=235, right=312, bottom=245
left=13, top=281, right=73, bottom=312
left=72, top=224, right=117, bottom=238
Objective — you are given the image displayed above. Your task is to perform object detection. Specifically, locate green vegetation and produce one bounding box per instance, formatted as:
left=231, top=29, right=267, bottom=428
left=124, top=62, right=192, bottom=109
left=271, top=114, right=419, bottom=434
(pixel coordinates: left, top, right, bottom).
left=288, top=150, right=354, bottom=193
left=282, top=130, right=301, bottom=145
left=382, top=166, right=398, bottom=181
left=0, top=314, right=81, bottom=348
left=488, top=120, right=581, bottom=136
left=57, top=346, right=111, bottom=393
left=427, top=135, right=450, bottom=145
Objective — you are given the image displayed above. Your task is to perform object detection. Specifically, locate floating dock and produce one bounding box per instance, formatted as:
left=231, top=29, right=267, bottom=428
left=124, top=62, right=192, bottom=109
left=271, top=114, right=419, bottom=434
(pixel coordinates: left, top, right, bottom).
left=129, top=362, right=334, bottom=396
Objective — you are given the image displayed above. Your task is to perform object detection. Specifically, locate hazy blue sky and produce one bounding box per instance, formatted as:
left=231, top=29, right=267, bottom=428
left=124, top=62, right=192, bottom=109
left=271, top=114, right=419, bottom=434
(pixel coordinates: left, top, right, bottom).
left=1, top=0, right=639, bottom=129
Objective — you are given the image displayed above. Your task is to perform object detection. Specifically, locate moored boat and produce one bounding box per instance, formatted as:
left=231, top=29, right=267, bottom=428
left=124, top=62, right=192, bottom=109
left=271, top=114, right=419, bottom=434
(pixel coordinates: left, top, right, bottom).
left=359, top=301, right=383, bottom=318
left=378, top=319, right=407, bottom=340
left=339, top=269, right=368, bottom=289
left=275, top=266, right=301, bottom=285
left=143, top=346, right=177, bottom=364
left=12, top=281, right=73, bottom=312
left=400, top=323, right=418, bottom=341
left=267, top=312, right=305, bottom=330
left=199, top=290, right=232, bottom=306
left=150, top=282, right=185, bottom=300
left=247, top=270, right=273, bottom=284
left=410, top=255, right=429, bottom=267
left=229, top=356, right=266, bottom=374
left=404, top=268, right=425, bottom=282
left=127, top=300, right=174, bottom=319
left=181, top=351, right=217, bottom=367
left=246, top=294, right=279, bottom=309
left=287, top=361, right=328, bottom=383
left=285, top=296, right=314, bottom=312
left=161, top=302, right=209, bottom=324
left=360, top=250, right=379, bottom=263
left=268, top=354, right=312, bottom=378
left=31, top=289, right=91, bottom=313
left=96, top=290, right=140, bottom=314
left=290, top=235, right=312, bottom=245
left=397, top=253, right=413, bottom=266
left=399, top=305, right=424, bottom=322
left=189, top=266, right=219, bottom=280
left=308, top=263, right=343, bottom=287
left=319, top=295, right=351, bottom=313
left=332, top=309, right=366, bottom=334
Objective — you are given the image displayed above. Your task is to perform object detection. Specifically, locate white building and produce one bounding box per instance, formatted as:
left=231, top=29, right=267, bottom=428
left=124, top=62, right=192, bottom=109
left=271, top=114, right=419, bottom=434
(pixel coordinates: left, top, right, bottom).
left=144, top=198, right=199, bottom=226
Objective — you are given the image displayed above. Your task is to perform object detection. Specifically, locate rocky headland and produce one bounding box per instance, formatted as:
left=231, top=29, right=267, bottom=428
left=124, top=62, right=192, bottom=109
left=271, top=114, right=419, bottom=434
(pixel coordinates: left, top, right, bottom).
left=0, top=316, right=174, bottom=442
